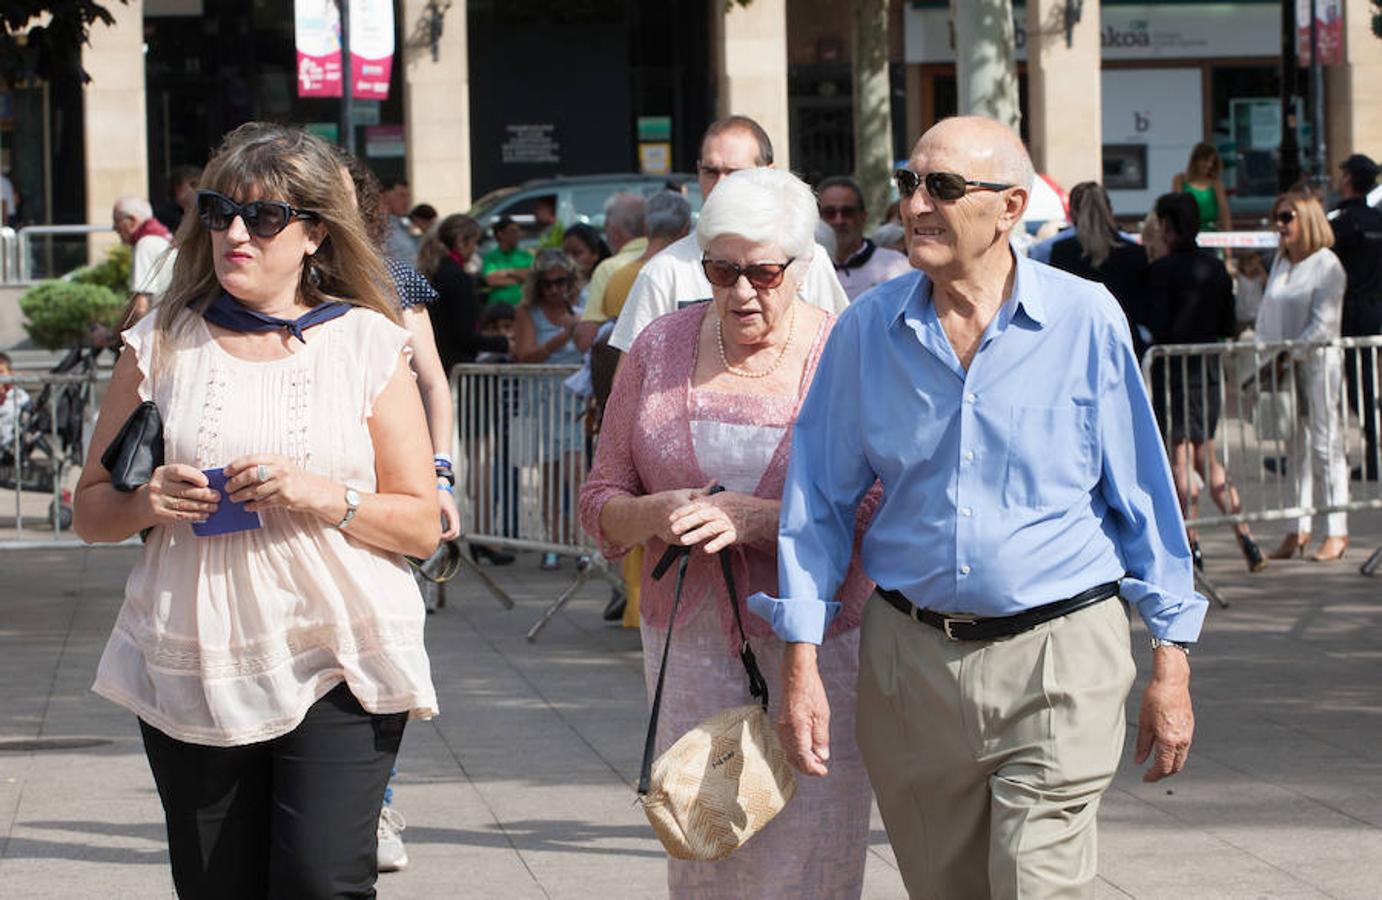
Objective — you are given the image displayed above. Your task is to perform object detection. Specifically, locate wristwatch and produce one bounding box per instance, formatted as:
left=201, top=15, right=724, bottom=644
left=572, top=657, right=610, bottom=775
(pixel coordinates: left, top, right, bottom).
left=1150, top=637, right=1191, bottom=657
left=337, top=486, right=361, bottom=530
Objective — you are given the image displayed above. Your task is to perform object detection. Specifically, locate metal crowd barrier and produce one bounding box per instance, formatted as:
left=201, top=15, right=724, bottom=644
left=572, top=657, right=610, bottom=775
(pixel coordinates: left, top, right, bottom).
left=15, top=224, right=116, bottom=284
left=1141, top=335, right=1382, bottom=601
left=0, top=226, right=17, bottom=282
left=450, top=362, right=619, bottom=640
left=0, top=366, right=107, bottom=549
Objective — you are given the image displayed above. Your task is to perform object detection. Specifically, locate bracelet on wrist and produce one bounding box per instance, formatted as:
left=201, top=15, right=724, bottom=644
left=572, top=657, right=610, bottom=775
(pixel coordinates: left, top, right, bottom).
left=435, top=468, right=455, bottom=485
left=433, top=454, right=454, bottom=470
left=437, top=482, right=454, bottom=494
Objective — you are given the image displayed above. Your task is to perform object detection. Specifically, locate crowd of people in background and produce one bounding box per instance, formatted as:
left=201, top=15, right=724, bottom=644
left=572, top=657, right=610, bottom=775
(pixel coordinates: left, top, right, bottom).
left=51, top=112, right=1380, bottom=897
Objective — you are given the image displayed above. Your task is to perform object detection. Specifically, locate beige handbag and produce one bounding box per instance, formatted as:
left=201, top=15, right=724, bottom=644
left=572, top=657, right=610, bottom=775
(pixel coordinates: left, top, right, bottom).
left=636, top=542, right=797, bottom=861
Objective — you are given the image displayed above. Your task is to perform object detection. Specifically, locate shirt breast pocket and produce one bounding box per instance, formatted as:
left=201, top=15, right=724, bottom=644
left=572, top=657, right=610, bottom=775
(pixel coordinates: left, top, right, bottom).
left=1004, top=404, right=1099, bottom=510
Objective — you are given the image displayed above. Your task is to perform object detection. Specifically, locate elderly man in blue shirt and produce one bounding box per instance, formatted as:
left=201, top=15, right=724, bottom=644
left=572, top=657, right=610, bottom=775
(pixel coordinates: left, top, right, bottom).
left=748, top=116, right=1204, bottom=898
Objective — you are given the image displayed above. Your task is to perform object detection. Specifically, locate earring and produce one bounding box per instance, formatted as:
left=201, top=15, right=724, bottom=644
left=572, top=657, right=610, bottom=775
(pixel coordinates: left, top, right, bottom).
left=306, top=256, right=322, bottom=287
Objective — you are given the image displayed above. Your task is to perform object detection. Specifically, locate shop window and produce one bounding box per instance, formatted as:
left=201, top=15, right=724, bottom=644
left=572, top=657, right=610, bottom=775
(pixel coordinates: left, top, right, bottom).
left=1210, top=64, right=1286, bottom=213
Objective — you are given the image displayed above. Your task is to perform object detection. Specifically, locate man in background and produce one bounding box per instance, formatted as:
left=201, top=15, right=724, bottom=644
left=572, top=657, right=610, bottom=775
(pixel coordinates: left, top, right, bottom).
left=382, top=177, right=420, bottom=265
left=154, top=165, right=201, bottom=233
left=607, top=115, right=848, bottom=354
left=480, top=216, right=533, bottom=306
left=574, top=192, right=647, bottom=351
left=818, top=174, right=911, bottom=301
left=1331, top=154, right=1382, bottom=481
left=112, top=195, right=177, bottom=325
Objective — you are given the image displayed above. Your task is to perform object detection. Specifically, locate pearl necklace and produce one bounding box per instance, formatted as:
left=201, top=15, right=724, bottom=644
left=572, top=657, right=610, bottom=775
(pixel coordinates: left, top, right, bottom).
left=716, top=304, right=797, bottom=379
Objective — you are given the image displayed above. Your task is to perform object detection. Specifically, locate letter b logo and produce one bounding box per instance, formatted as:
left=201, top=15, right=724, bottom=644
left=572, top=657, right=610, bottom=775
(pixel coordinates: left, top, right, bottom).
left=1134, top=112, right=1151, bottom=133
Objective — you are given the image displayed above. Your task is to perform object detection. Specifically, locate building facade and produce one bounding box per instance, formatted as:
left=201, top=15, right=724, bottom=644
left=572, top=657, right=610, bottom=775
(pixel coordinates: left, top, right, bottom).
left=1, top=0, right=1378, bottom=241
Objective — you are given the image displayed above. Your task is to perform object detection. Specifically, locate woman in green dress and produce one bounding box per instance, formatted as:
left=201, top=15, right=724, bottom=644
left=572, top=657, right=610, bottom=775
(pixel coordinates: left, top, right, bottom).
left=1172, top=142, right=1232, bottom=234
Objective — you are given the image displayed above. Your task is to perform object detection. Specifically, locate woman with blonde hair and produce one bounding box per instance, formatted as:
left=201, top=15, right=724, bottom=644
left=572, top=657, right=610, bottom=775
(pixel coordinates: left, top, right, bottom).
left=74, top=122, right=439, bottom=897
left=1172, top=141, right=1232, bottom=233
left=1255, top=191, right=1350, bottom=561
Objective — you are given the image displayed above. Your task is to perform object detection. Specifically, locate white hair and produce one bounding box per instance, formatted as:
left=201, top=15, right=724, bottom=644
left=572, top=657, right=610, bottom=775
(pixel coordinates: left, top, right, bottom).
left=696, top=168, right=817, bottom=264
left=113, top=195, right=153, bottom=222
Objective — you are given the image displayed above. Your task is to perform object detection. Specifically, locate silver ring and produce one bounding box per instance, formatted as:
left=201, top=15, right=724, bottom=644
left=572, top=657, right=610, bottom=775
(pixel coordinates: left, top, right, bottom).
left=257, top=463, right=269, bottom=482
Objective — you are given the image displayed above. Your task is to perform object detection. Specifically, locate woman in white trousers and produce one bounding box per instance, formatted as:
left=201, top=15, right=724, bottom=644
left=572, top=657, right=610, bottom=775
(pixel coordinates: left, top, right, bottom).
left=1255, top=191, right=1349, bottom=561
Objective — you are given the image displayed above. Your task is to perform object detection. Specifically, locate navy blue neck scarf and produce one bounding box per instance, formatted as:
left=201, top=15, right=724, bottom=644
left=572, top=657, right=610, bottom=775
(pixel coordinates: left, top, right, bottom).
left=203, top=292, right=352, bottom=343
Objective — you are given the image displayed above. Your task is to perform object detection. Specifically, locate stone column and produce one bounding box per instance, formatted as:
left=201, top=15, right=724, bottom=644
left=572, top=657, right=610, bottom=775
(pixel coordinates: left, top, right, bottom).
left=402, top=0, right=472, bottom=213
left=1026, top=0, right=1101, bottom=190
left=1325, top=0, right=1382, bottom=174
left=853, top=0, right=894, bottom=228
left=81, top=0, right=146, bottom=256
left=713, top=0, right=791, bottom=169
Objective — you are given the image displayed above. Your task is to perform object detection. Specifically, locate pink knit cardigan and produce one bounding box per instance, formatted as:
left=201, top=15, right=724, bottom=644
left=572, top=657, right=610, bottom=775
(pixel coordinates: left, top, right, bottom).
left=578, top=303, right=876, bottom=648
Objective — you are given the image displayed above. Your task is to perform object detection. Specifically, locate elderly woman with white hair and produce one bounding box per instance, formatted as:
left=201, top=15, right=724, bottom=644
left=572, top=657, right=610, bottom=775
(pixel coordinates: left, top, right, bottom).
left=579, top=168, right=877, bottom=898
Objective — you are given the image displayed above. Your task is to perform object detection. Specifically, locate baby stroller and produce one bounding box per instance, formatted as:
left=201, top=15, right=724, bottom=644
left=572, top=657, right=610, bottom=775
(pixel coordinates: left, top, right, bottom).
left=0, top=344, right=104, bottom=530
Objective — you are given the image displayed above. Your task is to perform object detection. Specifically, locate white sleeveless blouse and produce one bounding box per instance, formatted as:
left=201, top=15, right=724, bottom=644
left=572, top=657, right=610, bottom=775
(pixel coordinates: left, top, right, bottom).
left=92, top=309, right=438, bottom=747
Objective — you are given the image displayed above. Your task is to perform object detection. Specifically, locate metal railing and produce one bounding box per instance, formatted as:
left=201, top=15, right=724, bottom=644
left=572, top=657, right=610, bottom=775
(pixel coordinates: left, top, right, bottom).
left=14, top=224, right=116, bottom=284
left=1141, top=335, right=1382, bottom=602
left=0, top=226, right=16, bottom=282
left=451, top=362, right=619, bottom=640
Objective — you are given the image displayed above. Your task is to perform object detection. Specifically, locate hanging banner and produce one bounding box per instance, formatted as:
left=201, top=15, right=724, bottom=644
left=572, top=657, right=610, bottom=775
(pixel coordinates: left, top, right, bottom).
left=349, top=0, right=394, bottom=101
left=1295, top=0, right=1344, bottom=67
left=295, top=0, right=342, bottom=98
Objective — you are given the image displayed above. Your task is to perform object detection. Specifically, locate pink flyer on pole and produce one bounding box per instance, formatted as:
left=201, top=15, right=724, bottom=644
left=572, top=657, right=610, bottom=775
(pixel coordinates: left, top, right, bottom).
left=295, top=0, right=343, bottom=98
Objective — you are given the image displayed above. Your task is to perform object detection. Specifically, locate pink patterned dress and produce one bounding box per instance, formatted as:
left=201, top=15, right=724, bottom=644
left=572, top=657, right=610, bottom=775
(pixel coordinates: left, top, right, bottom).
left=579, top=304, right=876, bottom=899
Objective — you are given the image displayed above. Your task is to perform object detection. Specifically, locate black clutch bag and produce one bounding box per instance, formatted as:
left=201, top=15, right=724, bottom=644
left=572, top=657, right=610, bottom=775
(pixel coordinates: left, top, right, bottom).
left=100, top=400, right=164, bottom=492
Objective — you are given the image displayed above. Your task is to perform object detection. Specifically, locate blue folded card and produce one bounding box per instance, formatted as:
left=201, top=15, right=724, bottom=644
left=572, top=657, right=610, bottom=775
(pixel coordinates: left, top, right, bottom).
left=191, top=467, right=263, bottom=537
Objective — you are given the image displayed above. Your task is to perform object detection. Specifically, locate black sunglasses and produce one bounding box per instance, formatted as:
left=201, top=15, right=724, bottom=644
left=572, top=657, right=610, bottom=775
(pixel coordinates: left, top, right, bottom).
left=819, top=205, right=861, bottom=220
left=1274, top=210, right=1296, bottom=225
left=196, top=190, right=318, bottom=238
left=701, top=257, right=794, bottom=290
left=539, top=276, right=572, bottom=289
left=893, top=169, right=1013, bottom=202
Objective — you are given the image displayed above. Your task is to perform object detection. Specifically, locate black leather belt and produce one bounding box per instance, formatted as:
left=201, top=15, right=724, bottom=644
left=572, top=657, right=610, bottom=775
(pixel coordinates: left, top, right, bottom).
left=876, top=581, right=1121, bottom=642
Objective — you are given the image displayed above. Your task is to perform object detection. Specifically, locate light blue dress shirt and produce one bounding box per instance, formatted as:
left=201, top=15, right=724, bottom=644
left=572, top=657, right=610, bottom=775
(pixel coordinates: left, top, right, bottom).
left=747, top=252, right=1206, bottom=645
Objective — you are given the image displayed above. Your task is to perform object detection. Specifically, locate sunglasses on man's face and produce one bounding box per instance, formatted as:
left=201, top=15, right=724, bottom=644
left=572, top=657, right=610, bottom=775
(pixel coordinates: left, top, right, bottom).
left=196, top=190, right=318, bottom=239
left=819, top=205, right=861, bottom=220
left=539, top=276, right=572, bottom=290
left=1274, top=210, right=1297, bottom=226
left=701, top=257, right=794, bottom=290
left=893, top=169, right=1014, bottom=203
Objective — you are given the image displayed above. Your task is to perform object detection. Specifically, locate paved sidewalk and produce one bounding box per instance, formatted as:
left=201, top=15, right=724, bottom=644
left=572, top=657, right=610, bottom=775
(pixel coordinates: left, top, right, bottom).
left=1, top=514, right=1380, bottom=898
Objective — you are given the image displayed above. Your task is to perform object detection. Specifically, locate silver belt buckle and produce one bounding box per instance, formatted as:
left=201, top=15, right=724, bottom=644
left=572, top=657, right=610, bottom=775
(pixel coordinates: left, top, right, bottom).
left=939, top=612, right=980, bottom=641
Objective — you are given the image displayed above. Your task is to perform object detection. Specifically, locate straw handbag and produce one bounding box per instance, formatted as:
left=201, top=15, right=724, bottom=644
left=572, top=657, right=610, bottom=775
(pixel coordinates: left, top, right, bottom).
left=636, top=541, right=797, bottom=861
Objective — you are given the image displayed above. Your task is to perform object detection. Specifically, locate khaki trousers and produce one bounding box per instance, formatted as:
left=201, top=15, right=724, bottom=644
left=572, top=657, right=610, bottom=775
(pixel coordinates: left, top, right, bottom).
left=856, top=595, right=1137, bottom=900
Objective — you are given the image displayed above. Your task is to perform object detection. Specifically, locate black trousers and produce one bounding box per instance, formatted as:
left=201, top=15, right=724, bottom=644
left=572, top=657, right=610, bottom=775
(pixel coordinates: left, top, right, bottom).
left=140, top=684, right=406, bottom=900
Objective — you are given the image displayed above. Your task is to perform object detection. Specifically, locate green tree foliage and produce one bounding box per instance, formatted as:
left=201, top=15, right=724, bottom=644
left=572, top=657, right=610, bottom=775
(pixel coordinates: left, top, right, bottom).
left=0, top=1, right=124, bottom=86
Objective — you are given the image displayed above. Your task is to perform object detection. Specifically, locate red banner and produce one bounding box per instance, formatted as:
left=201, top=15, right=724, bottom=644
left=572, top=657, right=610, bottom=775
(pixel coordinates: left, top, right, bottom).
left=348, top=0, right=394, bottom=102
left=1295, top=0, right=1344, bottom=67
left=295, top=0, right=393, bottom=100
left=295, top=0, right=342, bottom=98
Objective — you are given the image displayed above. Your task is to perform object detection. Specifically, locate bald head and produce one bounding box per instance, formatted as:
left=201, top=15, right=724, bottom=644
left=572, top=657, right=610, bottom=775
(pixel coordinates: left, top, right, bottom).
left=915, top=116, right=1035, bottom=191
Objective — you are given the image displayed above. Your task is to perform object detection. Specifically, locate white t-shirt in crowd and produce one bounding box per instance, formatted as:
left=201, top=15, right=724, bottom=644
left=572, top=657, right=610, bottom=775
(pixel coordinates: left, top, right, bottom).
left=130, top=233, right=176, bottom=298
left=608, top=232, right=848, bottom=352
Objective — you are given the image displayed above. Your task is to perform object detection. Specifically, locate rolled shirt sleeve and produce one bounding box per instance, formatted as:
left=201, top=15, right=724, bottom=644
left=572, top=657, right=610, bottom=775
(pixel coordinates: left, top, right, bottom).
left=1097, top=321, right=1208, bottom=643
left=747, top=305, right=876, bottom=644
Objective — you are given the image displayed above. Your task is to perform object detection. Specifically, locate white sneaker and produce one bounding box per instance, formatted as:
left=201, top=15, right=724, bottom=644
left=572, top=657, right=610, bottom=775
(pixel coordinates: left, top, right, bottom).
left=377, top=807, right=409, bottom=873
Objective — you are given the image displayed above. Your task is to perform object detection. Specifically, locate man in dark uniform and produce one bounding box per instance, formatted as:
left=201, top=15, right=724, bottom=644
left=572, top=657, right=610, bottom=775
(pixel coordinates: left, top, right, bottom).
left=1330, top=154, right=1382, bottom=481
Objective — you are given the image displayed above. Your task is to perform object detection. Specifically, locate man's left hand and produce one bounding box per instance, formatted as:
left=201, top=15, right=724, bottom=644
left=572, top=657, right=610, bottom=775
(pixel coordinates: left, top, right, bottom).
left=1134, top=646, right=1194, bottom=782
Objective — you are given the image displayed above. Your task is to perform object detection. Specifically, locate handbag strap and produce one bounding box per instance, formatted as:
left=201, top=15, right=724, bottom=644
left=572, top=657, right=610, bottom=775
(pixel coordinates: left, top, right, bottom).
left=637, top=544, right=767, bottom=796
